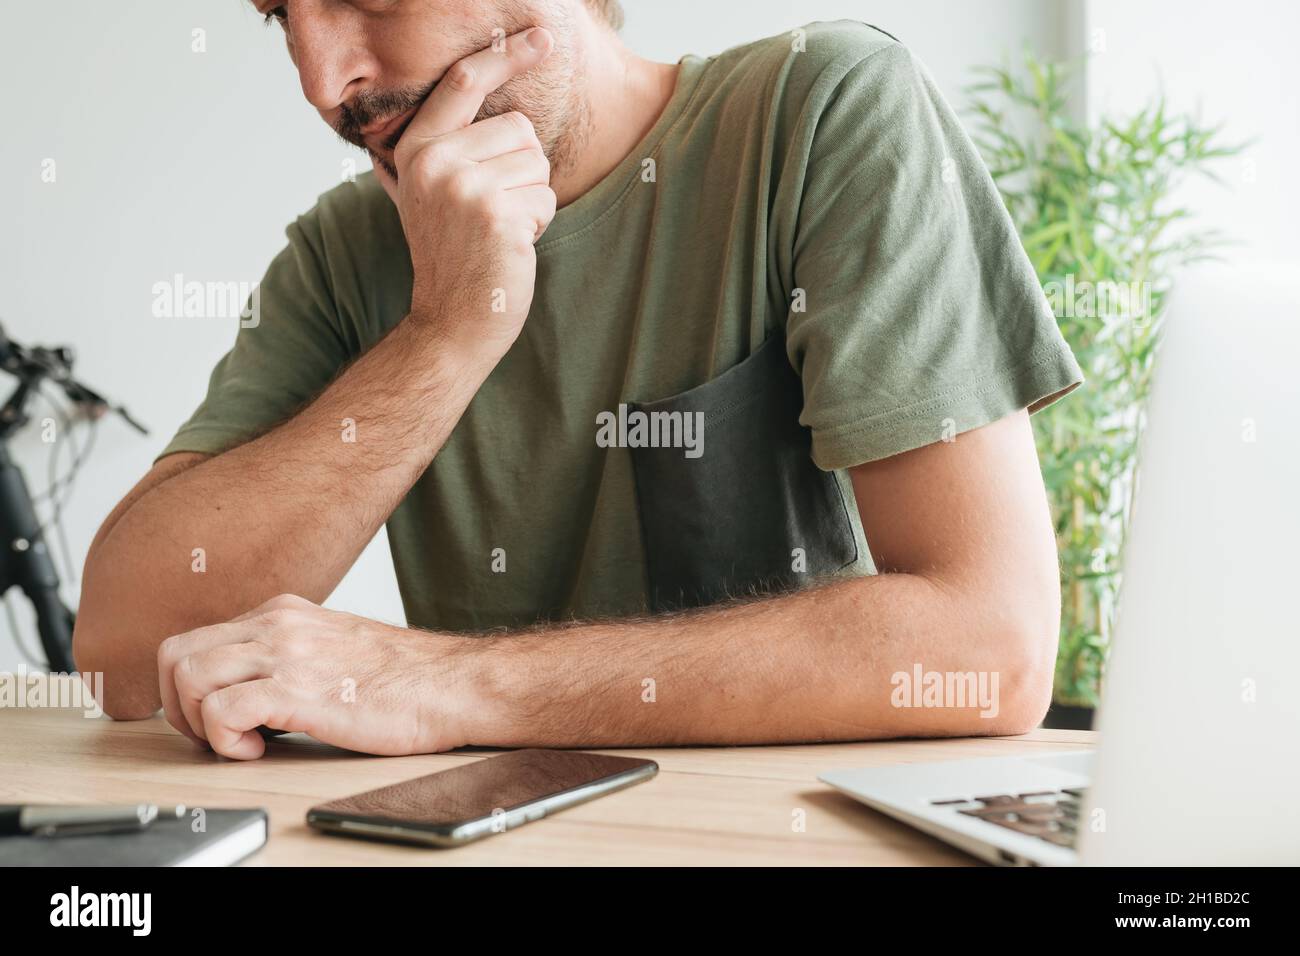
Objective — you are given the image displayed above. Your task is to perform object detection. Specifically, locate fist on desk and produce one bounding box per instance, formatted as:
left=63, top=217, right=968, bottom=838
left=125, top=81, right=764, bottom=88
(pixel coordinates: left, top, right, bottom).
left=156, top=594, right=480, bottom=760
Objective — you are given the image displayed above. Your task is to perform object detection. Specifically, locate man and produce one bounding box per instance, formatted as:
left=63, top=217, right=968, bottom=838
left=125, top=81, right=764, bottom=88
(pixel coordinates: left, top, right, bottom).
left=74, top=1, right=1084, bottom=760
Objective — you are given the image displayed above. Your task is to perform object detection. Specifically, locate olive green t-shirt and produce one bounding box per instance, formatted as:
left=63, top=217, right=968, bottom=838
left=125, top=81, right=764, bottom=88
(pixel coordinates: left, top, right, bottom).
left=161, top=21, right=1084, bottom=630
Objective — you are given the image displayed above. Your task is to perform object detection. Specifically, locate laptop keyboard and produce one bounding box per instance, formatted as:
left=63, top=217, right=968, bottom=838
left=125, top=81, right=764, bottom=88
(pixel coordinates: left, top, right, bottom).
left=930, top=788, right=1086, bottom=848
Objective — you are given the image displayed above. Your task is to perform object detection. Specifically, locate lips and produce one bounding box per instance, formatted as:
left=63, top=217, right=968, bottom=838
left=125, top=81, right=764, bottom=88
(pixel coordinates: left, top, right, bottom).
left=362, top=107, right=418, bottom=147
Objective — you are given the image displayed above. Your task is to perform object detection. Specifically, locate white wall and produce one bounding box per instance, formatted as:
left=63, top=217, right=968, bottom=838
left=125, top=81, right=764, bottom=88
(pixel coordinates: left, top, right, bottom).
left=0, top=0, right=1067, bottom=672
left=1084, top=0, right=1298, bottom=268
left=623, top=0, right=1073, bottom=95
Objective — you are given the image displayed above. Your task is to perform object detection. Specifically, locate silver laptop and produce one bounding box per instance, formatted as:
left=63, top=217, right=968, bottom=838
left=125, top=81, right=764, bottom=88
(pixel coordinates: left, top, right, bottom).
left=821, top=264, right=1300, bottom=865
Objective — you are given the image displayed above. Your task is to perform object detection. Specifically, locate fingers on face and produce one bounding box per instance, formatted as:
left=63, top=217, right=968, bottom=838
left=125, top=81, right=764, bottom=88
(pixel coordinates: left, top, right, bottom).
left=479, top=144, right=551, bottom=191
left=395, top=112, right=544, bottom=195
left=402, top=28, right=554, bottom=142
left=457, top=111, right=543, bottom=162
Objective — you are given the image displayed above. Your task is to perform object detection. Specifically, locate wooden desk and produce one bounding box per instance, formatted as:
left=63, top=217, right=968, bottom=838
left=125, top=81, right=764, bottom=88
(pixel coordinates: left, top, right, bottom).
left=1, top=694, right=1095, bottom=865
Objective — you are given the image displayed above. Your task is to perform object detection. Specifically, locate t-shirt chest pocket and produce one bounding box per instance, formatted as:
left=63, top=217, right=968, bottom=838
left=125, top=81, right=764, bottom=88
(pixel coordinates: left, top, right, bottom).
left=625, top=334, right=859, bottom=612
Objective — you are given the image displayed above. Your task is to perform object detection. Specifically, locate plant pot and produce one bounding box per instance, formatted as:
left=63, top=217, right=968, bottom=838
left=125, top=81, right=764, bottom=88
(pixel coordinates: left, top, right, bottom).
left=1041, top=703, right=1095, bottom=731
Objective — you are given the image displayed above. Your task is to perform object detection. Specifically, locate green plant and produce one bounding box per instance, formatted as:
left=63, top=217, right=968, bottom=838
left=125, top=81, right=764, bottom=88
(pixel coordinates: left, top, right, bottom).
left=967, top=55, right=1243, bottom=707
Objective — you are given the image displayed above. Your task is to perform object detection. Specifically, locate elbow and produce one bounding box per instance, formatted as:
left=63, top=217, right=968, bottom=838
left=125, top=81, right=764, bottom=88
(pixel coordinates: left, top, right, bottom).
left=986, top=650, right=1055, bottom=736
left=73, top=600, right=162, bottom=722
left=98, top=691, right=162, bottom=723
left=980, top=605, right=1060, bottom=737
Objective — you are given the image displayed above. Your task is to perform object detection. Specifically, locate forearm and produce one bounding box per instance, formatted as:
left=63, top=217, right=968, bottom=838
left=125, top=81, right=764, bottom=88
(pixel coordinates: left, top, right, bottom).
left=460, top=574, right=1056, bottom=747
left=77, top=314, right=496, bottom=715
left=140, top=553, right=1057, bottom=757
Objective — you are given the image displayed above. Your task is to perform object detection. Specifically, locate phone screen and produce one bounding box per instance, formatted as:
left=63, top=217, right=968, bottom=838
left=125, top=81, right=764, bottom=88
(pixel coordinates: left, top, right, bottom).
left=309, top=749, right=656, bottom=834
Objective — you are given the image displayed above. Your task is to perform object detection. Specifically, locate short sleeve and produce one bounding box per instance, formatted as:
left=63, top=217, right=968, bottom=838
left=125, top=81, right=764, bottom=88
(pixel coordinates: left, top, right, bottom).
left=785, top=41, right=1084, bottom=471
left=157, top=214, right=351, bottom=461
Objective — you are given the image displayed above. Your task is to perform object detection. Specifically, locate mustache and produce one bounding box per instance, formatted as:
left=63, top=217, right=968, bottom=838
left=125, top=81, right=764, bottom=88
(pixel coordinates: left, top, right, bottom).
left=334, top=82, right=436, bottom=150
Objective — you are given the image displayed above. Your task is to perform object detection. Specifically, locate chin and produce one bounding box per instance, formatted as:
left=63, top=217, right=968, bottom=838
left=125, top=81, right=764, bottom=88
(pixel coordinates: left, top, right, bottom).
left=369, top=152, right=399, bottom=181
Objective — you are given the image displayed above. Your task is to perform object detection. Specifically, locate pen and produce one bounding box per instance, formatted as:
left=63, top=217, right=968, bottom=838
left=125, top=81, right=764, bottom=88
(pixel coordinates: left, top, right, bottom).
left=0, top=804, right=186, bottom=837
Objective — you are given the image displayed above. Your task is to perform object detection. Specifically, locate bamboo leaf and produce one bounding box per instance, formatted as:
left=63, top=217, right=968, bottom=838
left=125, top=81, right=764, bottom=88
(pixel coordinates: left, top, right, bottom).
left=964, top=51, right=1248, bottom=707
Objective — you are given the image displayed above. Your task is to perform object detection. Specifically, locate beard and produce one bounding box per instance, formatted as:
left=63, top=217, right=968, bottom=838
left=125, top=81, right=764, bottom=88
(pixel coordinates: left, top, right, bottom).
left=332, top=24, right=590, bottom=182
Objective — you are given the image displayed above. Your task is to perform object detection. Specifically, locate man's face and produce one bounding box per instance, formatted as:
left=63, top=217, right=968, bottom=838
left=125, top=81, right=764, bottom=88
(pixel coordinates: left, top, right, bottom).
left=256, top=0, right=586, bottom=178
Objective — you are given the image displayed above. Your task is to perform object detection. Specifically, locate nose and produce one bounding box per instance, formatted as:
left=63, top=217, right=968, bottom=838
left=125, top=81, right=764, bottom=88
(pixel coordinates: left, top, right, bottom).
left=286, top=7, right=376, bottom=113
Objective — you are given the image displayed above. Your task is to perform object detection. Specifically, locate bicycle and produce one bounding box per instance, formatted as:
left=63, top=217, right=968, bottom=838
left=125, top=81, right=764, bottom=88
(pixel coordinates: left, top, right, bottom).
left=0, top=323, right=145, bottom=673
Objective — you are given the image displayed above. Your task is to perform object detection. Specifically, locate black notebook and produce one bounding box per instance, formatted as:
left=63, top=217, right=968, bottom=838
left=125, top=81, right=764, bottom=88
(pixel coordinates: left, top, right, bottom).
left=0, top=809, right=267, bottom=867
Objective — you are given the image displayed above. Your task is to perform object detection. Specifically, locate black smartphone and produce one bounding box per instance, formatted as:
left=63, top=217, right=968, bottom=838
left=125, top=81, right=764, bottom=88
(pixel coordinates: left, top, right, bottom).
left=306, top=749, right=658, bottom=847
